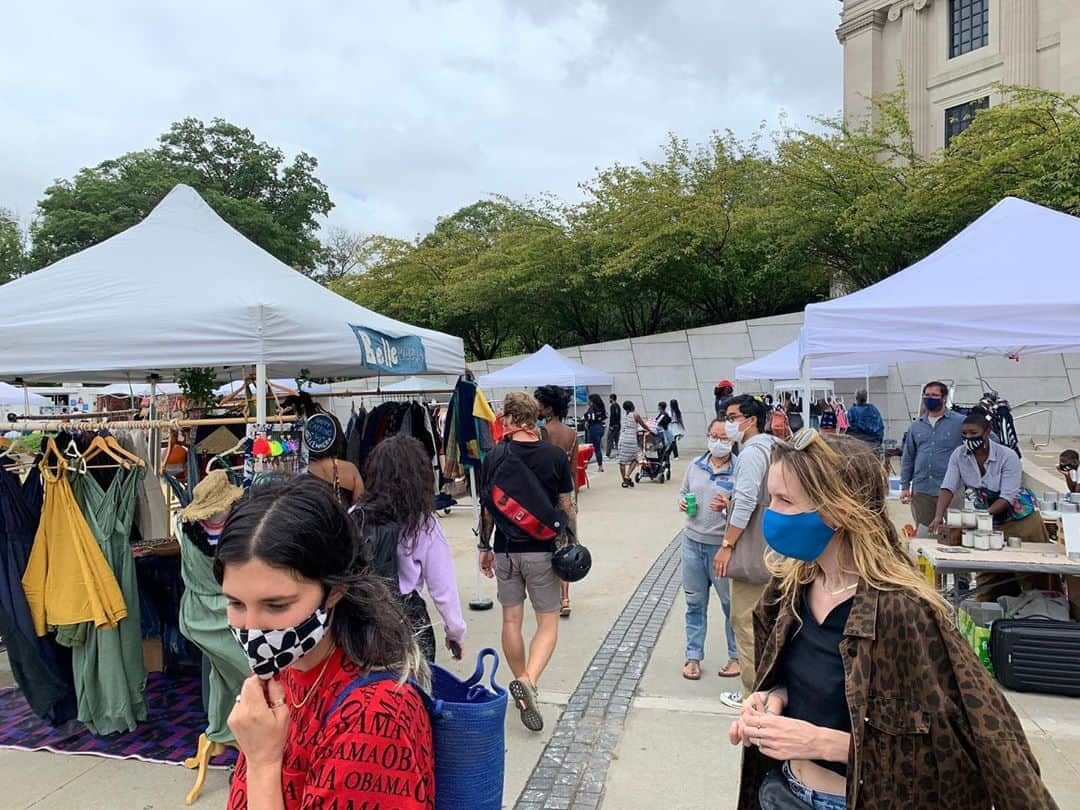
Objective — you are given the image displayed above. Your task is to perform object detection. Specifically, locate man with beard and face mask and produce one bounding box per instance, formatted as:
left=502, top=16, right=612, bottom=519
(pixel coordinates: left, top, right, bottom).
left=712, top=395, right=778, bottom=708
left=677, top=419, right=739, bottom=682
left=900, top=381, right=964, bottom=530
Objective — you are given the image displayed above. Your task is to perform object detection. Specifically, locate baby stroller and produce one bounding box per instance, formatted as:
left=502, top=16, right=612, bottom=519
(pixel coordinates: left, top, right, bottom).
left=636, top=428, right=674, bottom=484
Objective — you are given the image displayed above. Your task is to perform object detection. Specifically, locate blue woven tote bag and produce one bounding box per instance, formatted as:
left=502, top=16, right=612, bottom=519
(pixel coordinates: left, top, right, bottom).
left=326, top=647, right=508, bottom=810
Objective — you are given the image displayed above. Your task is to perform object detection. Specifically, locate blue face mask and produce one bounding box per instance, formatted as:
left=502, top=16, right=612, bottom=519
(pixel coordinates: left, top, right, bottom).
left=762, top=508, right=836, bottom=562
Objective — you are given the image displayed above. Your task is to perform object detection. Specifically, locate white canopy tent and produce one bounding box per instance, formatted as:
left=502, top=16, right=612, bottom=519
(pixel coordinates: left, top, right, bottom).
left=477, top=345, right=614, bottom=389
left=794, top=197, right=1080, bottom=425
left=0, top=382, right=49, bottom=408
left=799, top=198, right=1080, bottom=367
left=735, top=341, right=888, bottom=382
left=0, top=185, right=465, bottom=426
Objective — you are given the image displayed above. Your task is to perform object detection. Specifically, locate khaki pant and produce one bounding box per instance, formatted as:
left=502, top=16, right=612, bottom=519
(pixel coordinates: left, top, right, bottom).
left=730, top=579, right=768, bottom=697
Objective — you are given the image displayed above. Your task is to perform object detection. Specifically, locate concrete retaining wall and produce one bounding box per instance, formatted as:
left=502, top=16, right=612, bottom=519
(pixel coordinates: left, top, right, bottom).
left=468, top=312, right=1080, bottom=452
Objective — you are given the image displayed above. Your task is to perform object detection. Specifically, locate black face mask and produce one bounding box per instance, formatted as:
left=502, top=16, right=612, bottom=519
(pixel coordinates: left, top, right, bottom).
left=964, top=436, right=986, bottom=452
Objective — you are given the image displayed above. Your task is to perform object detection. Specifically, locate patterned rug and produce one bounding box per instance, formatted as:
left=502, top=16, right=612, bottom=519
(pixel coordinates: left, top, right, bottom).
left=0, top=672, right=237, bottom=768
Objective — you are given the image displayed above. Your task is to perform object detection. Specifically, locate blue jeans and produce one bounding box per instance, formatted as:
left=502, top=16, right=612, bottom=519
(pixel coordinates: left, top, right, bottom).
left=587, top=423, right=605, bottom=468
left=681, top=533, right=738, bottom=662
left=781, top=763, right=846, bottom=810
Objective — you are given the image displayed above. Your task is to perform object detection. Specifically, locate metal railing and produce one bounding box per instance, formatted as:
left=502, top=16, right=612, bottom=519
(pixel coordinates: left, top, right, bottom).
left=1012, top=408, right=1054, bottom=451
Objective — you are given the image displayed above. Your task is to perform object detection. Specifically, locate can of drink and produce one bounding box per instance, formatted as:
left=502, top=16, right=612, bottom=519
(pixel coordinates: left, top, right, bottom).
left=684, top=493, right=697, bottom=517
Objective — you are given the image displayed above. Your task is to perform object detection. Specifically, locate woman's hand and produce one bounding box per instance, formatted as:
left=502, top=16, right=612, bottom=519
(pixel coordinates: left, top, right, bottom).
left=712, top=546, right=732, bottom=578
left=228, top=675, right=290, bottom=769
left=446, top=636, right=463, bottom=661
left=728, top=690, right=787, bottom=747
left=742, top=713, right=849, bottom=763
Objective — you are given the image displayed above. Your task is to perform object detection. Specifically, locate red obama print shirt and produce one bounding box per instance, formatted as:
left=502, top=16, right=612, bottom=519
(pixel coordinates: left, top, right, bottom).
left=228, top=647, right=434, bottom=810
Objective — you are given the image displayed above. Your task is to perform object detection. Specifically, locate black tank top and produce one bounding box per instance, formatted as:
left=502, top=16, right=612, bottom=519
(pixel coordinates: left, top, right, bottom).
left=780, top=588, right=854, bottom=777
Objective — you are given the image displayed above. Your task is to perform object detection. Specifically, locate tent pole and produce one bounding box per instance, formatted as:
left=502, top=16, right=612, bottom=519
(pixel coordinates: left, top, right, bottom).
left=800, top=356, right=811, bottom=429
left=467, top=465, right=493, bottom=611
left=255, top=364, right=268, bottom=427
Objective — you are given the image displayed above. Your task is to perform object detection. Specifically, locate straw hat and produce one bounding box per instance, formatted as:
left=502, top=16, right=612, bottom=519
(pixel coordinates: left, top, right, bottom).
left=179, top=469, right=243, bottom=522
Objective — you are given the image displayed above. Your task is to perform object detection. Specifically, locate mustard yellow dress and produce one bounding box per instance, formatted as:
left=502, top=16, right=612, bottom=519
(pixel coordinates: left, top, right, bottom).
left=21, top=460, right=127, bottom=636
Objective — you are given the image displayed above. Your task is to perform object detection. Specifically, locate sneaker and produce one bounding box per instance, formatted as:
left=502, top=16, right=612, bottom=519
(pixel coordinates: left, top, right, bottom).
left=718, top=690, right=743, bottom=710
left=508, top=678, right=544, bottom=731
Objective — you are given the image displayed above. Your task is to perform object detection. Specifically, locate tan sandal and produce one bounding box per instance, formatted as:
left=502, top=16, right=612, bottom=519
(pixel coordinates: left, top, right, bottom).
left=682, top=660, right=702, bottom=680
left=560, top=598, right=572, bottom=618
left=718, top=659, right=741, bottom=678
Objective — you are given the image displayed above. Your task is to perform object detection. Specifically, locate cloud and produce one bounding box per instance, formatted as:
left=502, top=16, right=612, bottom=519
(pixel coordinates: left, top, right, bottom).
left=0, top=0, right=840, bottom=238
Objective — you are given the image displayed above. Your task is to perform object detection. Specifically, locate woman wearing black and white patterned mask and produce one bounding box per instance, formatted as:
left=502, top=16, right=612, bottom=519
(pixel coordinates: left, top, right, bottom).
left=217, top=476, right=433, bottom=810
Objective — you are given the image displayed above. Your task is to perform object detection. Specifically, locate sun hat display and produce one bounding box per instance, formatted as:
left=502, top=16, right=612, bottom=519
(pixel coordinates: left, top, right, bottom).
left=179, top=469, right=244, bottom=522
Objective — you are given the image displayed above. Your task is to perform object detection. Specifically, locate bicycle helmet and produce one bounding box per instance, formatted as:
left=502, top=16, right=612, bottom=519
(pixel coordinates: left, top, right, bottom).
left=552, top=544, right=592, bottom=582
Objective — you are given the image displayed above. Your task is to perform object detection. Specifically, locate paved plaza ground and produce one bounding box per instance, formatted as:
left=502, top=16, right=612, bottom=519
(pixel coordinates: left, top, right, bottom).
left=2, top=454, right=1079, bottom=808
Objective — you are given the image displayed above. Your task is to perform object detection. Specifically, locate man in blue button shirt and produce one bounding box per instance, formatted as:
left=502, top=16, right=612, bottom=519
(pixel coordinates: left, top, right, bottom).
left=900, top=381, right=964, bottom=529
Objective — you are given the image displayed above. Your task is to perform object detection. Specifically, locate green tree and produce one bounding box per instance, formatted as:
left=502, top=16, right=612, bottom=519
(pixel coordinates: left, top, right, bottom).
left=29, top=117, right=332, bottom=271
left=0, top=208, right=29, bottom=284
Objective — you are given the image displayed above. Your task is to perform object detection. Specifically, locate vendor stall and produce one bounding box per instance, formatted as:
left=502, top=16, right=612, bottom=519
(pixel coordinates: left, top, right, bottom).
left=0, top=184, right=466, bottom=802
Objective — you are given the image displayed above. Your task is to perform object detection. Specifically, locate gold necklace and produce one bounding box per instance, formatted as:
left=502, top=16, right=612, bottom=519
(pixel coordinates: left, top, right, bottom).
left=826, top=581, right=858, bottom=596
left=291, top=643, right=337, bottom=710
left=816, top=574, right=859, bottom=600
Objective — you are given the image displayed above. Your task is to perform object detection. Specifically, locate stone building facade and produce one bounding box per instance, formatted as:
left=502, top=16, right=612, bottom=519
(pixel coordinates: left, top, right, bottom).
left=837, top=0, right=1080, bottom=155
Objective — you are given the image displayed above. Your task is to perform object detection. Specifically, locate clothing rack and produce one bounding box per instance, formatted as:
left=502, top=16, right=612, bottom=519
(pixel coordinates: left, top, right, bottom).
left=0, top=415, right=298, bottom=433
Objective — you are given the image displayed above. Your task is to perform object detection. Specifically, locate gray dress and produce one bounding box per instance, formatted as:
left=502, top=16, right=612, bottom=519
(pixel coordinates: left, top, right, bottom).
left=618, top=415, right=640, bottom=464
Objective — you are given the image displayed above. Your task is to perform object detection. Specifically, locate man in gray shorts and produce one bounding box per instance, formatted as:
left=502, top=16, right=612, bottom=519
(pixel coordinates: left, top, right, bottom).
left=479, top=391, right=575, bottom=732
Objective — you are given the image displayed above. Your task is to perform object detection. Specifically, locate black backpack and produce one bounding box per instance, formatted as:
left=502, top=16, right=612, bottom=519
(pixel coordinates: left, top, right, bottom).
left=351, top=506, right=401, bottom=584
left=480, top=440, right=568, bottom=543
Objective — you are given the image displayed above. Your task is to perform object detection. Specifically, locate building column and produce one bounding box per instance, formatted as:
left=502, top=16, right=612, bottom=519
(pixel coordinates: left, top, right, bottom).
left=836, top=9, right=889, bottom=127
left=1003, top=0, right=1039, bottom=87
left=890, top=0, right=933, bottom=156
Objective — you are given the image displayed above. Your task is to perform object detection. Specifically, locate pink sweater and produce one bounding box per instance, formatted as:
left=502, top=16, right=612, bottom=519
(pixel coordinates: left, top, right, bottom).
left=396, top=516, right=467, bottom=644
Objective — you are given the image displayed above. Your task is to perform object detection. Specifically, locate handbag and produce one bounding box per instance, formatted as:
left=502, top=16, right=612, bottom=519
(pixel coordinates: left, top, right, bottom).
left=725, top=443, right=773, bottom=584
left=326, top=648, right=508, bottom=810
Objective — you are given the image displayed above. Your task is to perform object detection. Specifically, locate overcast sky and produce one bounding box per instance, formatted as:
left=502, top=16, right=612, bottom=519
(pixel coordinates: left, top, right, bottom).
left=1, top=1, right=841, bottom=239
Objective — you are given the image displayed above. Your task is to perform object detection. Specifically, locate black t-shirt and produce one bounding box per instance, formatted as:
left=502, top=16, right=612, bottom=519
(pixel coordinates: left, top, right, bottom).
left=780, top=588, right=854, bottom=777
left=488, top=439, right=574, bottom=554
left=655, top=412, right=672, bottom=430
left=609, top=402, right=621, bottom=427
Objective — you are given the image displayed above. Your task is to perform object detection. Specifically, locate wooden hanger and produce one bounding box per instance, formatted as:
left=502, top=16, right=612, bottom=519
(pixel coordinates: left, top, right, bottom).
left=103, top=433, right=145, bottom=466
left=82, top=434, right=135, bottom=469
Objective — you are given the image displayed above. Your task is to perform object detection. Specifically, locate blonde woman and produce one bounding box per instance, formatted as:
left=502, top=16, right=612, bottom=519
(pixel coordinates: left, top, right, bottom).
left=729, top=430, right=1055, bottom=810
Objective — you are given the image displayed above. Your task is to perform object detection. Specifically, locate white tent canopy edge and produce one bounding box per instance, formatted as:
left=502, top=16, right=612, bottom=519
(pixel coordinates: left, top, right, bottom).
left=0, top=185, right=465, bottom=392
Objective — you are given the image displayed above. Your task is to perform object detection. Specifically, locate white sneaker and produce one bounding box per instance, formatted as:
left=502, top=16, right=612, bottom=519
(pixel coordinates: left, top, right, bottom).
left=718, top=690, right=742, bottom=709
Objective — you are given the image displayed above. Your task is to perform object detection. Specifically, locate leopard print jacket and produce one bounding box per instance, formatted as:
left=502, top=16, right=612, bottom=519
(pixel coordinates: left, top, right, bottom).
left=737, top=581, right=1058, bottom=809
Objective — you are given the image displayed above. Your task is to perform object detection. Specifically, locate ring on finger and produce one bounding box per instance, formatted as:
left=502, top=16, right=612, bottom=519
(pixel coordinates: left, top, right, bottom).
left=270, top=698, right=286, bottom=708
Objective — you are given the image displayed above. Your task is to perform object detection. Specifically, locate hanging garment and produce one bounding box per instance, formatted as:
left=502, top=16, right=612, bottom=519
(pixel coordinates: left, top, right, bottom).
left=178, top=521, right=250, bottom=743
left=118, top=432, right=169, bottom=542
left=0, top=466, right=76, bottom=723
left=67, top=467, right=148, bottom=735
left=21, top=462, right=127, bottom=637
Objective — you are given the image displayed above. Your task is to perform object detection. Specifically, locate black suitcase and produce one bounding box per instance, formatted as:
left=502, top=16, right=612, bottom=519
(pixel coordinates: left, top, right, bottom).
left=989, top=618, right=1080, bottom=697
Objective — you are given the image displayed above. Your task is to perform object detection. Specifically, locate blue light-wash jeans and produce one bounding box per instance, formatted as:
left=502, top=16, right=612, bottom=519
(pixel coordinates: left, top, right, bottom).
left=776, top=762, right=846, bottom=810
left=681, top=533, right=738, bottom=663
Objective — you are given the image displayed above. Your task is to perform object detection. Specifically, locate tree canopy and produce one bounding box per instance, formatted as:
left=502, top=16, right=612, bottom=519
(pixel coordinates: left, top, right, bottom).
left=336, top=85, right=1080, bottom=359
left=7, top=86, right=1080, bottom=361
left=28, top=118, right=332, bottom=271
